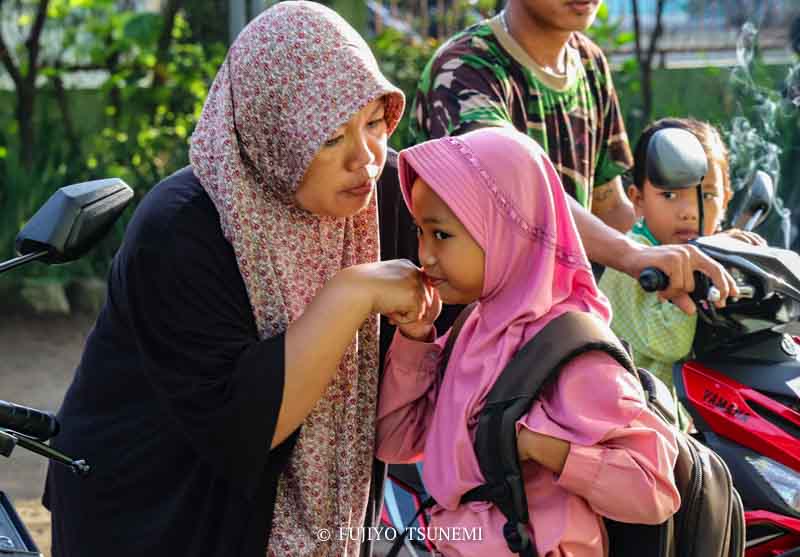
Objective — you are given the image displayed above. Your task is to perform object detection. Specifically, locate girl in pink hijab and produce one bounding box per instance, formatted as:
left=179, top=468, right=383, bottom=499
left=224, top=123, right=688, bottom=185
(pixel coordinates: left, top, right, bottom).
left=376, top=127, right=680, bottom=557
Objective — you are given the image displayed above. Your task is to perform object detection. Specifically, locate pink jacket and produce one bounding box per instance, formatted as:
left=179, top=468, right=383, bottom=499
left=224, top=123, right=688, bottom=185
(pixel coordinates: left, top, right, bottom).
left=376, top=331, right=681, bottom=557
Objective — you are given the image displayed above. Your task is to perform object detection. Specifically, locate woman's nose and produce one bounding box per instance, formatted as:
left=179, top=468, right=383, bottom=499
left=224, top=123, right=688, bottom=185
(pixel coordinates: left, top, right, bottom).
left=347, top=132, right=376, bottom=172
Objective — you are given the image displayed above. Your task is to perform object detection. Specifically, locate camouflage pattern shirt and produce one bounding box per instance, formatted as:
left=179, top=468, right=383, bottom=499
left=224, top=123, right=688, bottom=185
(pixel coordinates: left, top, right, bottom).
left=409, top=15, right=633, bottom=209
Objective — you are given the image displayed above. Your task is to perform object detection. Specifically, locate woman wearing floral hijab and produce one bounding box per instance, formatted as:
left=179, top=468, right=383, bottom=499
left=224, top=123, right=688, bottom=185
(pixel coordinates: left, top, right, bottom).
left=44, top=3, right=427, bottom=557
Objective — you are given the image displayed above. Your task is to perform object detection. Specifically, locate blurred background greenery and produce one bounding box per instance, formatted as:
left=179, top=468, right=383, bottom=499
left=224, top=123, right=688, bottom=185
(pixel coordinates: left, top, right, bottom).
left=0, top=0, right=798, bottom=298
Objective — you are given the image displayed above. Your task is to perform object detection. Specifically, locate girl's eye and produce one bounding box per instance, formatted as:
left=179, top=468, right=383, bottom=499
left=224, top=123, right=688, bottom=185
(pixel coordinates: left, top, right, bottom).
left=433, top=230, right=451, bottom=240
left=414, top=225, right=422, bottom=237
left=323, top=135, right=343, bottom=148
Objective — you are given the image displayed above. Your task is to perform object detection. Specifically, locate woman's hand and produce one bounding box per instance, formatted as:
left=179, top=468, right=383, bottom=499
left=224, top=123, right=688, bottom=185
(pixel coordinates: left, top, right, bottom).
left=717, top=228, right=767, bottom=246
left=344, top=259, right=434, bottom=323
left=392, top=283, right=442, bottom=341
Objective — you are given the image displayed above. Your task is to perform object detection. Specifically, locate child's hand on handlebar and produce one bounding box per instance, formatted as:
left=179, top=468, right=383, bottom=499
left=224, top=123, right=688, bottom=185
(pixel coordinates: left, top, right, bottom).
left=716, top=228, right=767, bottom=246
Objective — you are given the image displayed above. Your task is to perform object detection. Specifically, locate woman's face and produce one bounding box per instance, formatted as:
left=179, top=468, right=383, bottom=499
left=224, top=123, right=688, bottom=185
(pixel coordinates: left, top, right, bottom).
left=411, top=177, right=485, bottom=304
left=295, top=98, right=388, bottom=218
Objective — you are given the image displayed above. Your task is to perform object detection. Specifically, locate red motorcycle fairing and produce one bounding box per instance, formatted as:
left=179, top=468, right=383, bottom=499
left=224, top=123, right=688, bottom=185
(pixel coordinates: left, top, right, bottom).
left=743, top=511, right=800, bottom=557
left=679, top=361, right=800, bottom=472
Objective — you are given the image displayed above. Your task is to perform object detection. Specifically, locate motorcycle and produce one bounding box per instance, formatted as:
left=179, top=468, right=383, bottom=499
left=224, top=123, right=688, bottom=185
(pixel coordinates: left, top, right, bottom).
left=665, top=180, right=800, bottom=557
left=0, top=178, right=132, bottom=556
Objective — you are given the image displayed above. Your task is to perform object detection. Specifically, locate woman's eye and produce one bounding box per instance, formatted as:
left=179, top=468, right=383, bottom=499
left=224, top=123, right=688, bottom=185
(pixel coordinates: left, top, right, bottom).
left=368, top=117, right=386, bottom=129
left=323, top=135, right=343, bottom=148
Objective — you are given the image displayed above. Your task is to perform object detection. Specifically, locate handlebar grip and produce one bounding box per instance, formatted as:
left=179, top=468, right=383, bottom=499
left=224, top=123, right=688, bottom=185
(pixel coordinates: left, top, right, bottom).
left=0, top=400, right=59, bottom=441
left=639, top=267, right=670, bottom=292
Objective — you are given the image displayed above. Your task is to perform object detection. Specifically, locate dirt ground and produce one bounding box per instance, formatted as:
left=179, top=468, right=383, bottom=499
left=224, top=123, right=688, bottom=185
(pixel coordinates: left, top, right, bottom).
left=1, top=312, right=96, bottom=557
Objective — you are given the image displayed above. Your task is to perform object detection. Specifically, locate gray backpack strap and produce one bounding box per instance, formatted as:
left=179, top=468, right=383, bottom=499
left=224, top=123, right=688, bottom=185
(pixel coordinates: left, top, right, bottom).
left=439, top=302, right=478, bottom=376
left=483, top=312, right=635, bottom=408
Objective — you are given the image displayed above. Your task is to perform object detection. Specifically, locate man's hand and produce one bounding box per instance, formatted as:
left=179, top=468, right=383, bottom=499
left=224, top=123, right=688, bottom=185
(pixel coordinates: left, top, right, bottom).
left=591, top=177, right=636, bottom=234
left=619, top=242, right=739, bottom=314
left=568, top=195, right=738, bottom=315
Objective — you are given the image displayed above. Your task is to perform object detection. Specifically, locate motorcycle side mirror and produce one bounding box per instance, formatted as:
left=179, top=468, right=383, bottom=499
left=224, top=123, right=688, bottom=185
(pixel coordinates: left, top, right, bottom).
left=14, top=178, right=133, bottom=264
left=646, top=128, right=708, bottom=191
left=731, top=170, right=774, bottom=232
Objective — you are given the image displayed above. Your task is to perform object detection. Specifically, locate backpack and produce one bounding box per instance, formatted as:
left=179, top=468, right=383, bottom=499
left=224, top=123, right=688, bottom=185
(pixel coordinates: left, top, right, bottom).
left=388, top=305, right=745, bottom=557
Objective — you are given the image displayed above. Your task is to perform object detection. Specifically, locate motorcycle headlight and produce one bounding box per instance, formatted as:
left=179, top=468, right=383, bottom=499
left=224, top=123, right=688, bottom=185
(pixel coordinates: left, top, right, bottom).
left=746, top=455, right=800, bottom=513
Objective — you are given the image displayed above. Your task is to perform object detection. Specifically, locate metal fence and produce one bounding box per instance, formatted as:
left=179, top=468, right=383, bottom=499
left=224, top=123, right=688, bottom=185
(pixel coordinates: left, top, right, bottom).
left=602, top=0, right=798, bottom=67
left=368, top=0, right=800, bottom=67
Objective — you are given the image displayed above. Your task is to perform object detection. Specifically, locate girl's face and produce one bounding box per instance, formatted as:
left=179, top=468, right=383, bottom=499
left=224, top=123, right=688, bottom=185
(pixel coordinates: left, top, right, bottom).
left=295, top=98, right=387, bottom=218
left=629, top=160, right=731, bottom=245
left=411, top=177, right=485, bottom=304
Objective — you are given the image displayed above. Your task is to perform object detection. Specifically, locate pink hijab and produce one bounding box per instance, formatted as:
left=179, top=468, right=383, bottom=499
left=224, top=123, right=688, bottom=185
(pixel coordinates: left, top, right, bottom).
left=189, top=3, right=404, bottom=555
left=398, top=127, right=611, bottom=508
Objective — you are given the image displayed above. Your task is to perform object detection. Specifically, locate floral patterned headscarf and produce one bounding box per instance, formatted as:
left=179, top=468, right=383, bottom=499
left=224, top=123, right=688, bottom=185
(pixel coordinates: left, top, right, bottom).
left=189, top=3, right=404, bottom=555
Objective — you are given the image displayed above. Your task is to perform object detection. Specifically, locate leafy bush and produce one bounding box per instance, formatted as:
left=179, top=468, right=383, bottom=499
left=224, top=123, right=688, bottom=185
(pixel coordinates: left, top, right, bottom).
left=0, top=4, right=225, bottom=286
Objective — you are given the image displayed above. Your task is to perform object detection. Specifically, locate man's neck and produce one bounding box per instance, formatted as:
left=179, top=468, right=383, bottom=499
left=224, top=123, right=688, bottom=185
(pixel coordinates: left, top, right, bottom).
left=503, top=2, right=573, bottom=74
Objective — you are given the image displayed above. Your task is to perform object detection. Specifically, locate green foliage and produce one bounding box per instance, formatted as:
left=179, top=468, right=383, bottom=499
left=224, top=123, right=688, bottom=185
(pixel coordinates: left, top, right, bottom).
left=585, top=2, right=635, bottom=52
left=370, top=28, right=441, bottom=150
left=0, top=2, right=226, bottom=287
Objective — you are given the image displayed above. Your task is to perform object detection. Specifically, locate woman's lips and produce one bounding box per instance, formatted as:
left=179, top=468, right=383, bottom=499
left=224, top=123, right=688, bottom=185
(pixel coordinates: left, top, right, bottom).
left=343, top=180, right=374, bottom=196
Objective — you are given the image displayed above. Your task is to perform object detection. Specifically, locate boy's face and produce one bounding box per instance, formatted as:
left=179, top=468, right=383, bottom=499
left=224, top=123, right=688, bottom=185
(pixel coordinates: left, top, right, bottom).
left=410, top=177, right=485, bottom=305
left=629, top=161, right=731, bottom=245
left=515, top=0, right=603, bottom=33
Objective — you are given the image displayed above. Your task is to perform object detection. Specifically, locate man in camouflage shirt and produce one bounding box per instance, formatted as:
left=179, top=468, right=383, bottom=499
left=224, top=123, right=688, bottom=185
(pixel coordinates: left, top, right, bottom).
left=408, top=0, right=740, bottom=318
left=410, top=0, right=635, bottom=232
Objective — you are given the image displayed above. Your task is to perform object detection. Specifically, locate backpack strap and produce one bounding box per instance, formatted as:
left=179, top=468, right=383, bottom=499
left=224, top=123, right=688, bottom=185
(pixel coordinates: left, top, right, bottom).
left=439, top=302, right=478, bottom=376
left=465, top=311, right=636, bottom=557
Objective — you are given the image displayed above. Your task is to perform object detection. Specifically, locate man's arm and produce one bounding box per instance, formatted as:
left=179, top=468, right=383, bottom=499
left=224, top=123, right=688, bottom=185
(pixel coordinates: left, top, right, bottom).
left=568, top=196, right=737, bottom=314
left=591, top=176, right=636, bottom=233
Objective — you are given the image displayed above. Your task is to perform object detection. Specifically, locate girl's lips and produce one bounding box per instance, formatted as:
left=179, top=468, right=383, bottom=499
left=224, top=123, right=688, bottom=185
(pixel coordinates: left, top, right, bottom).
left=425, top=275, right=447, bottom=287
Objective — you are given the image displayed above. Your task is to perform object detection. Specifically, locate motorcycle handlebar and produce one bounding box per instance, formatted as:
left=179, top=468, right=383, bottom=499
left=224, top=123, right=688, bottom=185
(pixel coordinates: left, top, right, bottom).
left=0, top=399, right=59, bottom=441
left=639, top=267, right=670, bottom=293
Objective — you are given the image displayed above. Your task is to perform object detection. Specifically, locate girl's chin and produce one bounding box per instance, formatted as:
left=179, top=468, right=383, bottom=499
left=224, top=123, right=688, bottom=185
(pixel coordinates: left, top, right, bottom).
left=439, top=288, right=479, bottom=306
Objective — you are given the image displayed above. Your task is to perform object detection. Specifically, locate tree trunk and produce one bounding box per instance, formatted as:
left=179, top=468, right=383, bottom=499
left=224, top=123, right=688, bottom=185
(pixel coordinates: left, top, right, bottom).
left=1, top=0, right=51, bottom=169
left=153, top=0, right=184, bottom=90
left=16, top=83, right=36, bottom=169
left=640, top=64, right=653, bottom=123
left=52, top=75, right=81, bottom=160
left=631, top=0, right=665, bottom=124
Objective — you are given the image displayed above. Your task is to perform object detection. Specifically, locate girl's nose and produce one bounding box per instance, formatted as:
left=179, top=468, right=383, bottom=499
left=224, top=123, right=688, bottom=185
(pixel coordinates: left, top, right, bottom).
left=418, top=241, right=436, bottom=268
